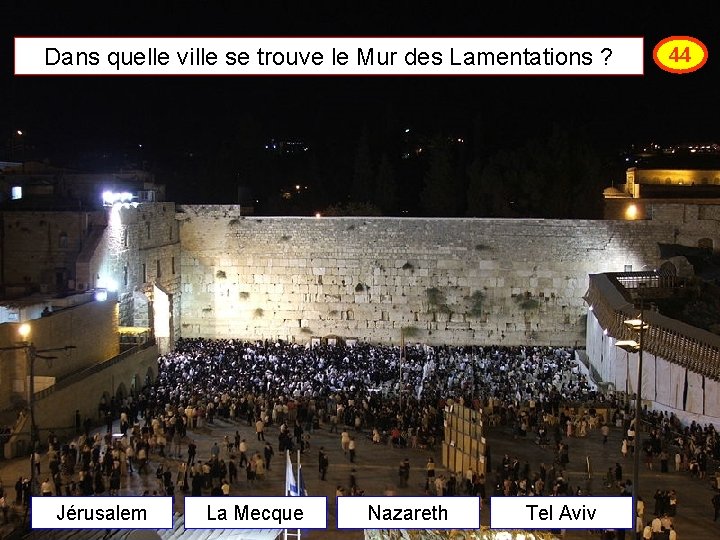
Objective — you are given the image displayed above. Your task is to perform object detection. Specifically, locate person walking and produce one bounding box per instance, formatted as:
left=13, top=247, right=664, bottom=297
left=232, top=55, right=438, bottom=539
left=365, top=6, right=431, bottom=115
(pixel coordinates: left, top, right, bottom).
left=187, top=440, right=197, bottom=466
left=238, top=439, right=249, bottom=468
left=319, top=448, right=329, bottom=481
left=256, top=419, right=265, bottom=441
left=601, top=423, right=609, bottom=444
left=398, top=458, right=410, bottom=488
left=228, top=458, right=238, bottom=485
left=263, top=442, right=274, bottom=471
left=348, top=437, right=356, bottom=463
left=712, top=492, right=720, bottom=521
left=425, top=458, right=435, bottom=493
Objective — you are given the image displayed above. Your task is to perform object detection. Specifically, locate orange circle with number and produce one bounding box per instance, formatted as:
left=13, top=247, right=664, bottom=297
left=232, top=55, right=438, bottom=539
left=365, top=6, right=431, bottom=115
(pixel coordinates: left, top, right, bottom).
left=653, top=36, right=708, bottom=74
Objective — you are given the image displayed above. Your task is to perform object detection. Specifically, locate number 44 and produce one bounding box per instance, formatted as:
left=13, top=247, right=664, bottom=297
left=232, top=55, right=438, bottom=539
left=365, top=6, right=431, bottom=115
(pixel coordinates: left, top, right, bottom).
left=669, top=47, right=691, bottom=62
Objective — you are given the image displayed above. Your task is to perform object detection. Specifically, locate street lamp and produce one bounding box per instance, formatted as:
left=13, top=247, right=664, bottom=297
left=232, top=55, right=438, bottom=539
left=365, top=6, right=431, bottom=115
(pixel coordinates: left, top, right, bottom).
left=399, top=328, right=405, bottom=411
left=616, top=300, right=647, bottom=535
left=16, top=324, right=38, bottom=495
left=0, top=324, right=76, bottom=494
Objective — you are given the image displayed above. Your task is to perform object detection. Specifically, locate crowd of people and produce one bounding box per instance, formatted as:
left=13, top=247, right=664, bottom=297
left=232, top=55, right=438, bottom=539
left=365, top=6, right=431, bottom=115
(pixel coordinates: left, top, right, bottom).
left=3, top=337, right=717, bottom=539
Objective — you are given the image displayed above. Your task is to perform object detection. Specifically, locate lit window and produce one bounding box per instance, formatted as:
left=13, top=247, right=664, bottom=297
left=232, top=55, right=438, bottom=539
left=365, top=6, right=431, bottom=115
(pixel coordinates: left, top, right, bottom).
left=11, top=186, right=22, bottom=200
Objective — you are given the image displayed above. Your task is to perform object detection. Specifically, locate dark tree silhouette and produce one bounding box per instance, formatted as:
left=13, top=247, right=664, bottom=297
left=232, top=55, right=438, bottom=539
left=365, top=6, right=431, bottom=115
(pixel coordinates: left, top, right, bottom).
left=373, top=153, right=398, bottom=215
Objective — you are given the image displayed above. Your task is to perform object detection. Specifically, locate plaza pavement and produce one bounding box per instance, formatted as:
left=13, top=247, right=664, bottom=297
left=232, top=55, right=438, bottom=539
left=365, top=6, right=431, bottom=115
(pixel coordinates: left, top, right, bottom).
left=0, top=414, right=718, bottom=539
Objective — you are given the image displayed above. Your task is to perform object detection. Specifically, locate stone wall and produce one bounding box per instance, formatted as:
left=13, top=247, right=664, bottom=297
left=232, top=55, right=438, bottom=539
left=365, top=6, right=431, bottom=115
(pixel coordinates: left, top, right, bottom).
left=586, top=309, right=720, bottom=424
left=77, top=202, right=182, bottom=339
left=0, top=299, right=118, bottom=410
left=0, top=210, right=105, bottom=289
left=177, top=206, right=717, bottom=346
left=5, top=343, right=158, bottom=457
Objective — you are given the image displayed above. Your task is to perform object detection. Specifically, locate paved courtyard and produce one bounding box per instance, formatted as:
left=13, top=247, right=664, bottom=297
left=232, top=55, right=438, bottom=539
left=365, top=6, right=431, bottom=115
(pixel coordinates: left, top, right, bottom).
left=0, top=413, right=718, bottom=539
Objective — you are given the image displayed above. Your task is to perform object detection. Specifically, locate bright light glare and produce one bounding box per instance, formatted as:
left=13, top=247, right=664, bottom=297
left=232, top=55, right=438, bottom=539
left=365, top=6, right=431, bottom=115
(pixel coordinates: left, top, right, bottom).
left=616, top=339, right=640, bottom=351
left=94, top=289, right=108, bottom=302
left=102, top=191, right=134, bottom=206
left=625, top=204, right=638, bottom=220
left=97, top=276, right=118, bottom=292
left=315, top=212, right=321, bottom=218
left=18, top=323, right=31, bottom=339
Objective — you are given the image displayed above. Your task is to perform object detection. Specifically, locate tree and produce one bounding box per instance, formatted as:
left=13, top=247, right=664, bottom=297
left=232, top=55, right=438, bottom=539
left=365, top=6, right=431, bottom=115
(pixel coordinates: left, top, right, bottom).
left=420, top=136, right=464, bottom=216
left=466, top=155, right=513, bottom=217
left=466, top=124, right=605, bottom=218
left=351, top=127, right=374, bottom=202
left=373, top=153, right=397, bottom=215
left=322, top=201, right=382, bottom=216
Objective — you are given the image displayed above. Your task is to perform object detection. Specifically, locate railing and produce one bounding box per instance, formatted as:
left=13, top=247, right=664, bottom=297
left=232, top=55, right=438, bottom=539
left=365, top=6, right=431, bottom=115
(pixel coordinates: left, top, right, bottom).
left=586, top=273, right=720, bottom=380
left=612, top=272, right=682, bottom=291
left=33, top=338, right=157, bottom=400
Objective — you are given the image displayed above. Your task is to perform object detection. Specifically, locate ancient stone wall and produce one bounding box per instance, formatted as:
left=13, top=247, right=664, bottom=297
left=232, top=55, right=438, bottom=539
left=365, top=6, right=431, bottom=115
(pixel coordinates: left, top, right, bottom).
left=77, top=202, right=182, bottom=338
left=177, top=206, right=712, bottom=346
left=5, top=343, right=158, bottom=457
left=0, top=300, right=118, bottom=410
left=1, top=210, right=105, bottom=289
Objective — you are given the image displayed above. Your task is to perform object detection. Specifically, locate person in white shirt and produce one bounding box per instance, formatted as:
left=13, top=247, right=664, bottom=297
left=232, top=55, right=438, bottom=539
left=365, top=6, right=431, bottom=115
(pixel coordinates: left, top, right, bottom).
left=41, top=478, right=53, bottom=496
left=651, top=515, right=662, bottom=533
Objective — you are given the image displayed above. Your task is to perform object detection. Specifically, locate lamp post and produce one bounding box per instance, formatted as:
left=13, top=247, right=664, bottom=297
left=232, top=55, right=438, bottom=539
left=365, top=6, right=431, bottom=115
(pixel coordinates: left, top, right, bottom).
left=399, top=329, right=405, bottom=411
left=616, top=297, right=647, bottom=534
left=0, top=323, right=75, bottom=495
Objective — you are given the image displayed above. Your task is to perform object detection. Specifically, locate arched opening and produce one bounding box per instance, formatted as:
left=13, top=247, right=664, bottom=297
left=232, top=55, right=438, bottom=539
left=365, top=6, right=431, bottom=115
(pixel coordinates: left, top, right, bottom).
left=145, top=366, right=156, bottom=386
left=698, top=238, right=713, bottom=251
left=131, top=373, right=141, bottom=395
left=116, top=382, right=128, bottom=402
left=98, top=390, right=111, bottom=419
left=659, top=261, right=677, bottom=276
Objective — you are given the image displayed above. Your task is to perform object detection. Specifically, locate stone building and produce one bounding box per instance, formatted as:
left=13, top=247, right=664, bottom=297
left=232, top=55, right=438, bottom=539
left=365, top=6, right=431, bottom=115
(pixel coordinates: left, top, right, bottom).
left=604, top=165, right=720, bottom=221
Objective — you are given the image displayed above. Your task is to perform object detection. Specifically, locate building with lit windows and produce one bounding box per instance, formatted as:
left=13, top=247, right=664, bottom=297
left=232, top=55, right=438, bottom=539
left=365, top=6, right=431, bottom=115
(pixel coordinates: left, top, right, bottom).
left=604, top=161, right=720, bottom=220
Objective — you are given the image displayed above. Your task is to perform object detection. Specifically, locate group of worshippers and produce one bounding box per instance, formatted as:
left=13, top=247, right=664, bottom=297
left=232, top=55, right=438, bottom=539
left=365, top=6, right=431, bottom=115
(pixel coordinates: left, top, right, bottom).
left=18, top=338, right=707, bottom=509
left=148, top=339, right=593, bottom=435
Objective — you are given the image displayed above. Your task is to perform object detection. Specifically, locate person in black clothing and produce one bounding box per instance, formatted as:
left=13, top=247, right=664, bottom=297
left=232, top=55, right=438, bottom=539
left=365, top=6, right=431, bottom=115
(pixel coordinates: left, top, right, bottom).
left=14, top=477, right=22, bottom=505
left=187, top=441, right=197, bottom=466
left=191, top=471, right=203, bottom=496
left=319, top=448, right=329, bottom=481
left=228, top=458, right=238, bottom=484
left=398, top=458, right=410, bottom=487
left=264, top=442, right=274, bottom=470
left=614, top=462, right=623, bottom=485
left=712, top=492, right=720, bottom=521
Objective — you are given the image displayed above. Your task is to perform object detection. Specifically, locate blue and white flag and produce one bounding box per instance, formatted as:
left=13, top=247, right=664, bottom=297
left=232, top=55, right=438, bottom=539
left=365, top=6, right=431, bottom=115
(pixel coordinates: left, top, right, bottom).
left=297, top=463, right=308, bottom=496
left=285, top=450, right=297, bottom=496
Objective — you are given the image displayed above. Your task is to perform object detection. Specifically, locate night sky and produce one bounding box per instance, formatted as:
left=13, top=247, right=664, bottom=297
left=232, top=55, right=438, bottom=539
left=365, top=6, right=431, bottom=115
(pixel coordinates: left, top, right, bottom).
left=2, top=2, right=720, bottom=214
